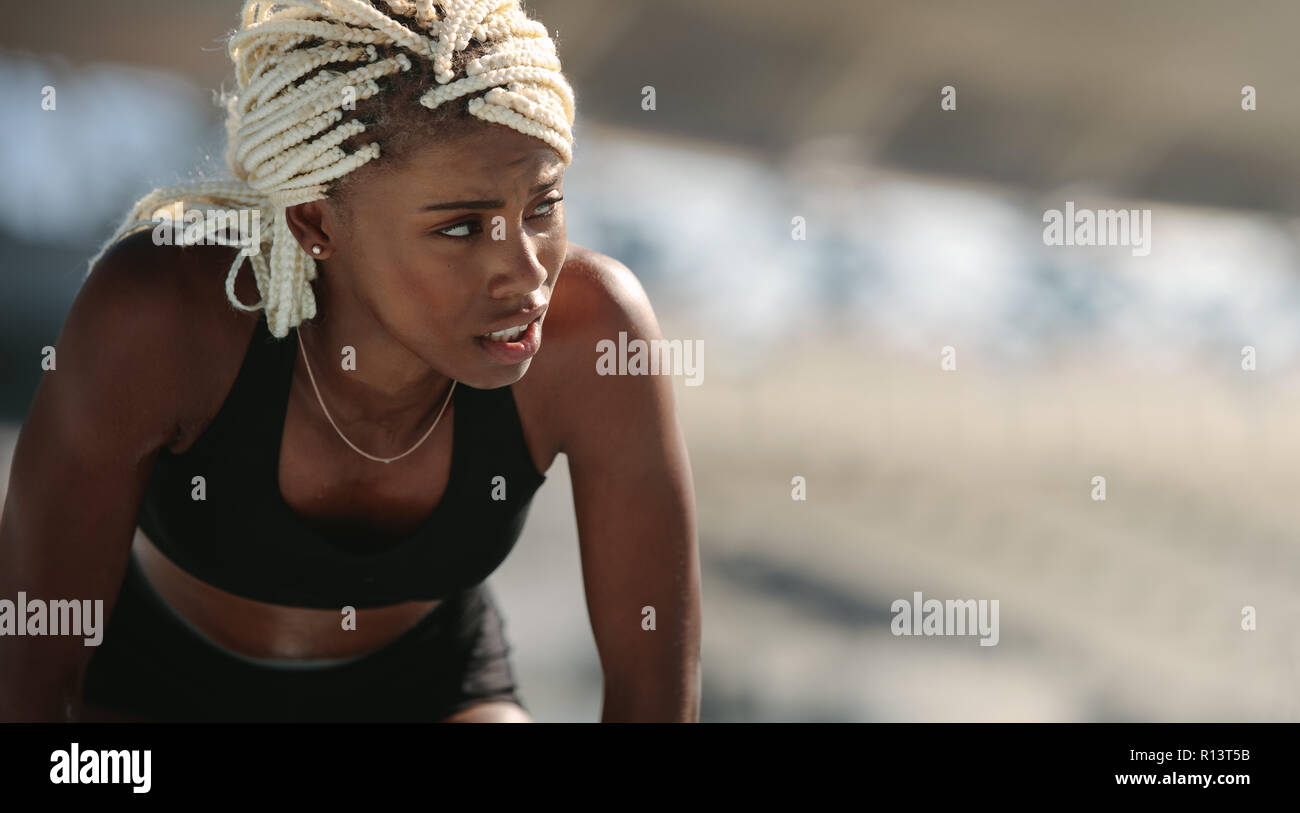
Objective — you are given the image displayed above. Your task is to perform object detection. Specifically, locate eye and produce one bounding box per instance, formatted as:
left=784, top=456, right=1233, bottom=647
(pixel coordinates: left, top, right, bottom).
left=436, top=220, right=479, bottom=238
left=432, top=196, right=563, bottom=239
left=531, top=196, right=564, bottom=217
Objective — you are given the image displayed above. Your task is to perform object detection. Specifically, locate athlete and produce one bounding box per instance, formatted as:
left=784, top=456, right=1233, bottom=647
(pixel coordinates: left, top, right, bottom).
left=0, top=0, right=701, bottom=722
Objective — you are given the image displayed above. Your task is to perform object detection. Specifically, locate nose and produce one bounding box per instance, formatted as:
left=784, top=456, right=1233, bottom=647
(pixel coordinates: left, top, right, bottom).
left=487, top=222, right=551, bottom=297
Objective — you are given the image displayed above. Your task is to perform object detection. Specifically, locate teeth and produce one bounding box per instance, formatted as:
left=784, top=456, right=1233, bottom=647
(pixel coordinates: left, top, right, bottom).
left=481, top=320, right=530, bottom=342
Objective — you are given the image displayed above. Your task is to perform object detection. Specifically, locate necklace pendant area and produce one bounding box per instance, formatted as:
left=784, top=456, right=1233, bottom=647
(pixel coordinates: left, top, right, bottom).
left=296, top=329, right=456, bottom=465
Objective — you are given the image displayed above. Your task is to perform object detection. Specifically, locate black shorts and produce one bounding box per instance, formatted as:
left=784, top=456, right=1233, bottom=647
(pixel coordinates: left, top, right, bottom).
left=81, top=552, right=527, bottom=722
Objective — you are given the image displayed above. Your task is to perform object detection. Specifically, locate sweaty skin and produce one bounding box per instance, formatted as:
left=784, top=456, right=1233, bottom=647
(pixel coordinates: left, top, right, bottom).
left=0, top=121, right=702, bottom=723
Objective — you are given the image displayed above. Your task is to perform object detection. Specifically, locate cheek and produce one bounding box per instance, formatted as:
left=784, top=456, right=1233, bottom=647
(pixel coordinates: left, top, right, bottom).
left=535, top=217, right=566, bottom=265
left=389, top=262, right=471, bottom=333
left=544, top=237, right=567, bottom=281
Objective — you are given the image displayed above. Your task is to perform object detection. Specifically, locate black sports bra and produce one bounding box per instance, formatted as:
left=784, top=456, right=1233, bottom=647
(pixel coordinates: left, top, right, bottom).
left=136, top=312, right=547, bottom=609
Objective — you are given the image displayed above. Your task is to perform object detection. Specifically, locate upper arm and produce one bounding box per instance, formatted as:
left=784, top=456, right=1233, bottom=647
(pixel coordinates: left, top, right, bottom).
left=0, top=231, right=194, bottom=717
left=553, top=252, right=702, bottom=721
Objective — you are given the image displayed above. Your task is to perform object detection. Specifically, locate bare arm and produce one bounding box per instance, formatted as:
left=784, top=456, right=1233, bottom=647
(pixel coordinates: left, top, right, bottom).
left=558, top=255, right=702, bottom=722
left=0, top=233, right=190, bottom=721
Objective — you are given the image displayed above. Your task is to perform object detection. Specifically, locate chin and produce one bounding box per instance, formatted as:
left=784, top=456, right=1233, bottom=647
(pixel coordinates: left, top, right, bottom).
left=462, top=359, right=532, bottom=389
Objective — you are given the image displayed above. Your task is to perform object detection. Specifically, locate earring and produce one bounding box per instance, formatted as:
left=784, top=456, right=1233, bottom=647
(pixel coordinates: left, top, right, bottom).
left=311, top=245, right=322, bottom=255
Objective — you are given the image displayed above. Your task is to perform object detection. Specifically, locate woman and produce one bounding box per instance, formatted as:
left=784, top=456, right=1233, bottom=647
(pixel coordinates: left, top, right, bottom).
left=0, top=0, right=701, bottom=722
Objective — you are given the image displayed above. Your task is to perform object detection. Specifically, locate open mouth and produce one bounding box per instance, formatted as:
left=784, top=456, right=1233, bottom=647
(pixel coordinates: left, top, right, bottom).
left=477, top=319, right=533, bottom=343
left=474, top=314, right=543, bottom=363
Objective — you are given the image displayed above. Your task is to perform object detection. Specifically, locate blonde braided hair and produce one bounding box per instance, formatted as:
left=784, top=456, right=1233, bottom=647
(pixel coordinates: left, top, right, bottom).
left=88, top=0, right=576, bottom=338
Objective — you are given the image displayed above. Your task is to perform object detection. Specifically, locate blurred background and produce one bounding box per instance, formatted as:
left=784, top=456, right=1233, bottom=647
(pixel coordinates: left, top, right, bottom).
left=3, top=0, right=1300, bottom=721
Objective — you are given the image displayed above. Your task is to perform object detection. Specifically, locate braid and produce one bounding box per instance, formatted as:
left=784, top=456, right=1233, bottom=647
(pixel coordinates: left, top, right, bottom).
left=88, top=0, right=576, bottom=339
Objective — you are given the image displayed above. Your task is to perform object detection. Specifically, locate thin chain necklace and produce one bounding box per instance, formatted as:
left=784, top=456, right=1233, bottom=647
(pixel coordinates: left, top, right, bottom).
left=296, top=328, right=456, bottom=465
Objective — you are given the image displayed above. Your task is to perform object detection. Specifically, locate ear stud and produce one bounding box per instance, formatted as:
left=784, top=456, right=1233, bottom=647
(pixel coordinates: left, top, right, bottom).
left=311, top=245, right=322, bottom=255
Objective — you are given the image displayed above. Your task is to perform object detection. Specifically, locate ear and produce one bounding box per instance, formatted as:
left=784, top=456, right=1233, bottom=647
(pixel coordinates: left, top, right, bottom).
left=282, top=200, right=336, bottom=259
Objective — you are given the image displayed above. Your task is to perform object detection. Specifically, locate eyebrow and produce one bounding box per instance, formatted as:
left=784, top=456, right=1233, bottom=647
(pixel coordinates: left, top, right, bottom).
left=420, top=178, right=560, bottom=211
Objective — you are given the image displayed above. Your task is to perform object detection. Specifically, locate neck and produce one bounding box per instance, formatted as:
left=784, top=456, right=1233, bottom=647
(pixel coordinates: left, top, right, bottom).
left=294, top=281, right=454, bottom=434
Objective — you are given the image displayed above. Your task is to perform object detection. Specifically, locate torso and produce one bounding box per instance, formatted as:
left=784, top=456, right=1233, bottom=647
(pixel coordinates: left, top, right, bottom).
left=134, top=240, right=591, bottom=663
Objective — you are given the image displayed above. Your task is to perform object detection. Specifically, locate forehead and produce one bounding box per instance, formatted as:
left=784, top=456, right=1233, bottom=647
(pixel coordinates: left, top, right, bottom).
left=386, top=123, right=565, bottom=195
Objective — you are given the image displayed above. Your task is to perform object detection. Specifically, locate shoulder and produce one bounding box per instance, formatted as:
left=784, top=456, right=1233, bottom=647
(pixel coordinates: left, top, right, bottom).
left=531, top=243, right=658, bottom=380
left=82, top=228, right=255, bottom=328
left=542, top=243, right=658, bottom=368
left=67, top=229, right=260, bottom=450
left=528, top=242, right=672, bottom=455
left=550, top=243, right=654, bottom=324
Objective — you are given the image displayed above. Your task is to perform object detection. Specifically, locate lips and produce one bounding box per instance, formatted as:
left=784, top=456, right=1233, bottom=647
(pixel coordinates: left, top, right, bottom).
left=477, top=305, right=546, bottom=339
left=474, top=313, right=542, bottom=363
left=479, top=321, right=531, bottom=342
